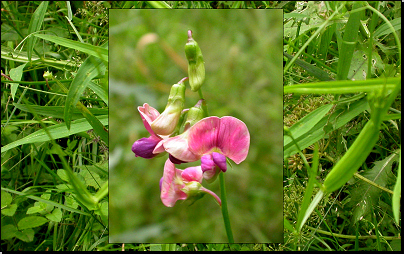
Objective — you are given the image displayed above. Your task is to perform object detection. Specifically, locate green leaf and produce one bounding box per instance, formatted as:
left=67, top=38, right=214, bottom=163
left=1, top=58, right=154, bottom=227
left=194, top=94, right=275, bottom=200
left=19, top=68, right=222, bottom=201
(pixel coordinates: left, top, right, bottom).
left=336, top=2, right=364, bottom=80
left=33, top=33, right=108, bottom=61
left=284, top=76, right=400, bottom=94
left=283, top=52, right=333, bottom=81
left=350, top=151, right=398, bottom=224
left=1, top=224, right=18, bottom=240
left=284, top=96, right=369, bottom=159
left=46, top=208, right=62, bottom=222
left=17, top=216, right=48, bottom=230
left=1, top=115, right=108, bottom=153
left=27, top=1, right=48, bottom=61
left=76, top=102, right=109, bottom=145
left=392, top=149, right=401, bottom=225
left=2, top=204, right=18, bottom=216
left=284, top=103, right=333, bottom=149
left=1, top=191, right=12, bottom=207
left=374, top=17, right=401, bottom=38
left=9, top=63, right=27, bottom=100
left=14, top=228, right=35, bottom=242
left=13, top=103, right=107, bottom=120
left=64, top=56, right=107, bottom=130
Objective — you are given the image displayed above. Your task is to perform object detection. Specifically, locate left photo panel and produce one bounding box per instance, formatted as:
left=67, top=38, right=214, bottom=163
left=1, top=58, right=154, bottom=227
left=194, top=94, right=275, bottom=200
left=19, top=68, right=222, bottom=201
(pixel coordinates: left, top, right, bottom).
left=1, top=1, right=109, bottom=250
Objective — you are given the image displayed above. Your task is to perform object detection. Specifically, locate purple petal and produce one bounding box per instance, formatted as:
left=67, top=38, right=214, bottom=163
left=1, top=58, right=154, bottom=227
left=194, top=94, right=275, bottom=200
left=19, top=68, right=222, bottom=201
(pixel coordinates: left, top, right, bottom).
left=169, top=154, right=187, bottom=164
left=201, top=154, right=215, bottom=173
left=131, top=136, right=161, bottom=159
left=212, top=152, right=227, bottom=172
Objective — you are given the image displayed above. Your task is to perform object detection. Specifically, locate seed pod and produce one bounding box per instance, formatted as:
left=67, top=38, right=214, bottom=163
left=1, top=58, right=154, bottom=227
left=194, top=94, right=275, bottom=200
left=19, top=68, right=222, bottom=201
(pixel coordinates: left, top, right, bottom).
left=185, top=30, right=205, bottom=92
left=322, top=119, right=380, bottom=193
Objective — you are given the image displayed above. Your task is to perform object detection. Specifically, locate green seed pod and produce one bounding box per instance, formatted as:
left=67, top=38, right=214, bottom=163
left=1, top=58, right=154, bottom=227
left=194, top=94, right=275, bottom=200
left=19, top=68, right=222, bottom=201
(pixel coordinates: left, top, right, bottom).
left=185, top=30, right=205, bottom=92
left=322, top=119, right=380, bottom=193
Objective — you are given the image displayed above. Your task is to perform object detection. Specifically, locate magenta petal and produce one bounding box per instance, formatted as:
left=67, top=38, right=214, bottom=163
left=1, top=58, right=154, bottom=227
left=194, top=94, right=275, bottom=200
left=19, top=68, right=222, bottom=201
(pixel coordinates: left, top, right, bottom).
left=188, top=116, right=221, bottom=155
left=160, top=159, right=187, bottom=207
left=216, top=116, right=250, bottom=164
left=212, top=152, right=227, bottom=172
left=181, top=166, right=203, bottom=183
left=131, top=136, right=161, bottom=159
left=201, top=154, right=215, bottom=173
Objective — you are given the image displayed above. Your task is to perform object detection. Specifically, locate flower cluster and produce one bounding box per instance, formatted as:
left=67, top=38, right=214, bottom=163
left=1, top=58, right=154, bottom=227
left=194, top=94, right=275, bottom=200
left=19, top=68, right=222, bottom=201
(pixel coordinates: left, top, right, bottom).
left=132, top=31, right=250, bottom=207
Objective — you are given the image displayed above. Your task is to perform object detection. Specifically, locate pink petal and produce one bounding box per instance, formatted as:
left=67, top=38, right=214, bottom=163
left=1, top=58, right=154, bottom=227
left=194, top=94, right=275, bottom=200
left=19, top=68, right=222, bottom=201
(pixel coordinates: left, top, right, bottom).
left=216, top=116, right=250, bottom=164
left=181, top=166, right=203, bottom=183
left=160, top=159, right=187, bottom=207
left=188, top=116, right=221, bottom=155
left=188, top=116, right=250, bottom=164
left=163, top=132, right=201, bottom=162
left=138, top=103, right=160, bottom=137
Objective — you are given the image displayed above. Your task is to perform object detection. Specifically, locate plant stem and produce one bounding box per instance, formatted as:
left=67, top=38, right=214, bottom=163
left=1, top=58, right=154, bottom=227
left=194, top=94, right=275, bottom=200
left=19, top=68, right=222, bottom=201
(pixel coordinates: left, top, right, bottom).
left=198, top=87, right=233, bottom=243
left=219, top=172, right=234, bottom=243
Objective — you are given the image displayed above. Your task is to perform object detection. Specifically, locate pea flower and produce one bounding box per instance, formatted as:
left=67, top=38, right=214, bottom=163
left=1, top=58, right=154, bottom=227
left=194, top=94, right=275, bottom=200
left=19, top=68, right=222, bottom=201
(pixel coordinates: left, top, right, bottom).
left=132, top=78, right=187, bottom=159
left=162, top=116, right=250, bottom=181
left=131, top=103, right=166, bottom=159
left=160, top=159, right=221, bottom=207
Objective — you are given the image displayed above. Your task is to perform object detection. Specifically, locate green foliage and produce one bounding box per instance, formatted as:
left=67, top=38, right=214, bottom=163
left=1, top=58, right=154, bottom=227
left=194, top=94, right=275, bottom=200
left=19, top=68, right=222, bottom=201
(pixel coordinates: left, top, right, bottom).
left=283, top=1, right=401, bottom=251
left=1, top=1, right=109, bottom=250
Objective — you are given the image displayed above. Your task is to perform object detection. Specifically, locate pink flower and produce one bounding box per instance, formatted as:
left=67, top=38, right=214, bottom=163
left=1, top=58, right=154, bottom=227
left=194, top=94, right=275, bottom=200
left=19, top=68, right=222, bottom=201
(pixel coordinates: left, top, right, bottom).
left=162, top=116, right=250, bottom=180
left=160, top=159, right=221, bottom=207
left=131, top=103, right=168, bottom=159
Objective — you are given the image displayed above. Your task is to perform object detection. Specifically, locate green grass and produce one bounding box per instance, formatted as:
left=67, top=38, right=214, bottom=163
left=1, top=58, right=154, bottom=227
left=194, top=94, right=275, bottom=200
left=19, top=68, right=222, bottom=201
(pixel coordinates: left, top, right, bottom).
left=1, top=1, right=401, bottom=251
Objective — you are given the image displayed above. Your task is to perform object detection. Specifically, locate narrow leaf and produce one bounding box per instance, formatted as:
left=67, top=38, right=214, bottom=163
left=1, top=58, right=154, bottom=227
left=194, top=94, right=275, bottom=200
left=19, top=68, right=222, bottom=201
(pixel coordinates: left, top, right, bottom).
left=27, top=1, right=49, bottom=61
left=284, top=97, right=369, bottom=158
left=1, top=115, right=108, bottom=153
left=336, top=2, right=364, bottom=80
left=9, top=63, right=27, bottom=100
left=13, top=103, right=107, bottom=120
left=33, top=33, right=108, bottom=61
left=1, top=187, right=90, bottom=216
left=64, top=56, right=107, bottom=130
left=284, top=76, right=400, bottom=94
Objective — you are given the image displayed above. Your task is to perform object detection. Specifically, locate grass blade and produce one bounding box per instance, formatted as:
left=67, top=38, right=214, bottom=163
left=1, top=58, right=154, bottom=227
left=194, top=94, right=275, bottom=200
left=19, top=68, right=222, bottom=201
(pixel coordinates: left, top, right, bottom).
left=392, top=149, right=401, bottom=224
left=284, top=96, right=369, bottom=158
left=64, top=56, right=107, bottom=130
left=1, top=187, right=90, bottom=216
left=13, top=103, right=107, bottom=120
left=27, top=1, right=48, bottom=61
left=33, top=34, right=108, bottom=61
left=336, top=2, right=364, bottom=80
left=284, top=76, right=400, bottom=94
left=1, top=115, right=108, bottom=153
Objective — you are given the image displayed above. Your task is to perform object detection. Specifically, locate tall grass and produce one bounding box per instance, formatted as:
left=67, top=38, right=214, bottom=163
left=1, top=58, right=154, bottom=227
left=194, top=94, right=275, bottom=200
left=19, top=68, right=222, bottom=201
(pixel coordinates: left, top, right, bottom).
left=1, top=1, right=400, bottom=251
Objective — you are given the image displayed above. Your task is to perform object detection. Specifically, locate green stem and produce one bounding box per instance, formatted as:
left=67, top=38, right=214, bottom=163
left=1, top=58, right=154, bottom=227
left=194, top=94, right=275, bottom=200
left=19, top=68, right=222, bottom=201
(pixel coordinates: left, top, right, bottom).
left=219, top=172, right=234, bottom=243
left=197, top=87, right=233, bottom=243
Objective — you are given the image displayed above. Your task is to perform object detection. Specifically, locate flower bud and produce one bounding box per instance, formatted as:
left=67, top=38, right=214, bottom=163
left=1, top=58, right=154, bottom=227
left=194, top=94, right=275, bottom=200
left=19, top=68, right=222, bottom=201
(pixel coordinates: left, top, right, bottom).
left=183, top=99, right=205, bottom=131
left=185, top=30, right=205, bottom=92
left=151, top=78, right=187, bottom=135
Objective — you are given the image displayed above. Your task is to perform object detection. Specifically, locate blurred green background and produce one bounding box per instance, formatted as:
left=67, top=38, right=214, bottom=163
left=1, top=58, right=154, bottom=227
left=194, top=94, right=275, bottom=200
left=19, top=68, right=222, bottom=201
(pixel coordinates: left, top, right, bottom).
left=109, top=9, right=283, bottom=243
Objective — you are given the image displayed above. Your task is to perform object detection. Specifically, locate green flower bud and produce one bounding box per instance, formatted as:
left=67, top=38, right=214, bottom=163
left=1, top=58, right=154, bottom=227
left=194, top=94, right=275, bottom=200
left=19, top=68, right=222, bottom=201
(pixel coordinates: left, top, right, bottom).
left=151, top=78, right=187, bottom=135
left=183, top=99, right=205, bottom=131
left=185, top=30, right=205, bottom=92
